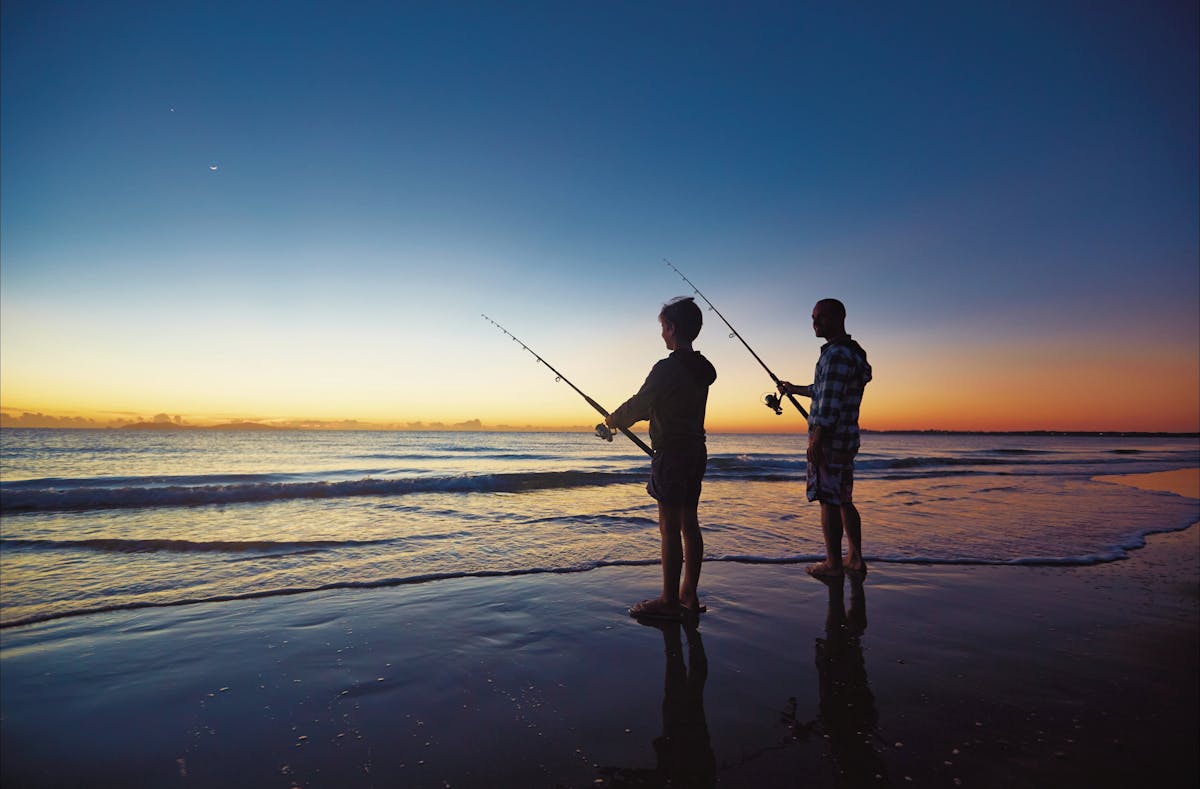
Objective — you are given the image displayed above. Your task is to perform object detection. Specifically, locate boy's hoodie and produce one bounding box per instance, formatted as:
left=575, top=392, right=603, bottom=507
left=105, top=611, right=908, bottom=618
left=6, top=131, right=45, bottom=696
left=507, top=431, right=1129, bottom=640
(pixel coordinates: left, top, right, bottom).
left=609, top=350, right=717, bottom=451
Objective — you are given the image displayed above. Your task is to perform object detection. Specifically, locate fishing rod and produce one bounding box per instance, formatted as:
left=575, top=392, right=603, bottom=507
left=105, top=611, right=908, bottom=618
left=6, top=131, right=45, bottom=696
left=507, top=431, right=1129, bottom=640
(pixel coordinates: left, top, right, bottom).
left=662, top=258, right=809, bottom=419
left=481, top=314, right=655, bottom=457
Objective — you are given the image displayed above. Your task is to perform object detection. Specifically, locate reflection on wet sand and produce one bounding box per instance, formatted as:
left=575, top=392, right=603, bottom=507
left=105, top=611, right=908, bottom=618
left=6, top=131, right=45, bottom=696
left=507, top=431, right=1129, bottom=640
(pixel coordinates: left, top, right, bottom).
left=805, top=576, right=889, bottom=787
left=597, top=620, right=715, bottom=788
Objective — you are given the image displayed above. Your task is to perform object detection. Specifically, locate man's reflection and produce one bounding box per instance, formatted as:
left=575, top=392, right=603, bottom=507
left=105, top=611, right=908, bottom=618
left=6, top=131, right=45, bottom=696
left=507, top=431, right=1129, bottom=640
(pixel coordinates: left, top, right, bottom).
left=596, top=620, right=715, bottom=788
left=811, top=575, right=888, bottom=787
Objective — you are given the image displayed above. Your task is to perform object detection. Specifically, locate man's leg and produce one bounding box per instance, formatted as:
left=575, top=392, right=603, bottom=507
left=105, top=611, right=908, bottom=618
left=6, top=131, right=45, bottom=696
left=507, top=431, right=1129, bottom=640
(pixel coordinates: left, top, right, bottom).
left=808, top=455, right=847, bottom=578
left=839, top=460, right=864, bottom=574
left=820, top=502, right=845, bottom=572
left=840, top=502, right=865, bottom=572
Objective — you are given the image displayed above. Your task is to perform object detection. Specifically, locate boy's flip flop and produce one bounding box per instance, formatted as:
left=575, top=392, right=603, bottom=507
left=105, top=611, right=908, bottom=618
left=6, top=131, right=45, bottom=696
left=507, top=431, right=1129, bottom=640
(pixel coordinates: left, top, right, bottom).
left=628, top=598, right=685, bottom=622
left=806, top=561, right=844, bottom=579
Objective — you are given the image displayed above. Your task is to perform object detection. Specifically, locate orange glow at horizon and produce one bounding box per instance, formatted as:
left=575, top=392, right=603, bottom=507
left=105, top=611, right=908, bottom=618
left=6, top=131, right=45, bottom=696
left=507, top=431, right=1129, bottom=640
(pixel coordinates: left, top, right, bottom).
left=2, top=371, right=1200, bottom=434
left=2, top=317, right=1197, bottom=433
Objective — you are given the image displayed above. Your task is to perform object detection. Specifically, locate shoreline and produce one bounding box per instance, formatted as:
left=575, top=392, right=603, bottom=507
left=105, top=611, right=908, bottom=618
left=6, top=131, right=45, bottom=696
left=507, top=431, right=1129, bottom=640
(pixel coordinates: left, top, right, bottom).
left=4, top=504, right=1196, bottom=633
left=3, top=466, right=1195, bottom=632
left=2, top=471, right=1197, bottom=787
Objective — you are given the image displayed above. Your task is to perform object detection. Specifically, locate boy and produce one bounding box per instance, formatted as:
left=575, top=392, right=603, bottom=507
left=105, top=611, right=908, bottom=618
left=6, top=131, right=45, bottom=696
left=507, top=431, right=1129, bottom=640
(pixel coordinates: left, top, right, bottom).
left=606, top=297, right=717, bottom=620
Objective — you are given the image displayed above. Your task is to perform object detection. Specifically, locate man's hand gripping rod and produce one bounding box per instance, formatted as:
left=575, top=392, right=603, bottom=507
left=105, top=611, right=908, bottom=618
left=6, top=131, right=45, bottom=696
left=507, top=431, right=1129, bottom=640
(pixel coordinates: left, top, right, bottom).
left=481, top=315, right=655, bottom=457
left=662, top=259, right=809, bottom=419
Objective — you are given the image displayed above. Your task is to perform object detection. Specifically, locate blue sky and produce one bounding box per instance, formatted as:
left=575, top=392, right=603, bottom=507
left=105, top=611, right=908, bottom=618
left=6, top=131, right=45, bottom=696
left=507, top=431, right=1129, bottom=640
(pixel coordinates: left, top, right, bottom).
left=2, top=1, right=1197, bottom=430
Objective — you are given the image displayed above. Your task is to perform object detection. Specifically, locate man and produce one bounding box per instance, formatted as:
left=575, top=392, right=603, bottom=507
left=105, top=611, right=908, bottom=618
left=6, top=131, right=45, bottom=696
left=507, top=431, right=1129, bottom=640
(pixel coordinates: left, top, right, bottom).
left=778, top=298, right=872, bottom=578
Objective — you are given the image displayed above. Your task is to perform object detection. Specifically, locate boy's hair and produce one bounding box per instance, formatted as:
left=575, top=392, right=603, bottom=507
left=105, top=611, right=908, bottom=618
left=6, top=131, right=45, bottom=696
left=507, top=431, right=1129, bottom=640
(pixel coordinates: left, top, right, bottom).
left=660, top=296, right=703, bottom=343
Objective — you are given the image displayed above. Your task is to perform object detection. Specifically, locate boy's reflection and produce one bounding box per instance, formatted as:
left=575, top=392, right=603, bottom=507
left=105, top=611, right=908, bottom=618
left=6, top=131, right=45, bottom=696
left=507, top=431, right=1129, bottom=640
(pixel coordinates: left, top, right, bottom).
left=808, top=575, right=888, bottom=787
left=597, top=620, right=715, bottom=788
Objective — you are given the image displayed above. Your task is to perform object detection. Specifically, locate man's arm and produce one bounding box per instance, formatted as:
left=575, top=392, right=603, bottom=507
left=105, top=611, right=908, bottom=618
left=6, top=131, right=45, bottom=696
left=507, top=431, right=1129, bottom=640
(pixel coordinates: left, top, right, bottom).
left=777, top=381, right=813, bottom=397
left=807, top=425, right=825, bottom=466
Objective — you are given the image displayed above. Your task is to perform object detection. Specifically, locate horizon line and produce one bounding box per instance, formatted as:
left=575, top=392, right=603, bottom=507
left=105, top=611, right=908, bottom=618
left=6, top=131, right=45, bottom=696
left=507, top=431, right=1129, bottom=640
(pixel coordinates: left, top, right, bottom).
left=0, top=421, right=1196, bottom=438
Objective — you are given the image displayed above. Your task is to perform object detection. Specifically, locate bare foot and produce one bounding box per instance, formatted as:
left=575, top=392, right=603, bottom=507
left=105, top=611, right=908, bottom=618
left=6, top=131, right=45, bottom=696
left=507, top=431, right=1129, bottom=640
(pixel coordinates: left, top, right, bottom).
left=806, top=560, right=844, bottom=579
left=843, top=556, right=868, bottom=578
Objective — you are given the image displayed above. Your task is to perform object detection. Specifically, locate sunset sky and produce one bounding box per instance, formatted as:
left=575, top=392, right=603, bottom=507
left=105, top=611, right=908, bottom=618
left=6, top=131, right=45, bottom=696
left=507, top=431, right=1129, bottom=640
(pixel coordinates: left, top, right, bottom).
left=2, top=1, right=1197, bottom=433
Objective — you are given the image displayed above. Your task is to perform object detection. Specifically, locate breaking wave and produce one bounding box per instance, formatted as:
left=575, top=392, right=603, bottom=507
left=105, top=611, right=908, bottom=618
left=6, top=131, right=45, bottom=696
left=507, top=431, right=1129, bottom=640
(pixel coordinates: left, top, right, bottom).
left=0, top=470, right=642, bottom=514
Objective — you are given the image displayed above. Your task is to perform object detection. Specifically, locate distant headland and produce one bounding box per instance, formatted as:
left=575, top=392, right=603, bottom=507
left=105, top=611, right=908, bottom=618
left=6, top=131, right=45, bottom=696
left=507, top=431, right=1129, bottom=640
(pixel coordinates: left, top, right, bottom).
left=118, top=421, right=280, bottom=431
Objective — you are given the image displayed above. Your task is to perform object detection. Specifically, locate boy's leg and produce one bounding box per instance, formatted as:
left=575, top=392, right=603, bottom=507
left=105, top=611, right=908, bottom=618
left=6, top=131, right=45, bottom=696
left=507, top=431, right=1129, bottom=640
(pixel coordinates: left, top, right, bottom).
left=632, top=450, right=704, bottom=619
left=658, top=502, right=684, bottom=605
left=631, top=504, right=685, bottom=619
left=678, top=504, right=703, bottom=609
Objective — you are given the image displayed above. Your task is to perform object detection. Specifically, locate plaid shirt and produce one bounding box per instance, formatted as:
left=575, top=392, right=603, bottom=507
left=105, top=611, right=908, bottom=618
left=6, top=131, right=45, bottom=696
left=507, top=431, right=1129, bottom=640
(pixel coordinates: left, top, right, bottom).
left=808, top=336, right=872, bottom=455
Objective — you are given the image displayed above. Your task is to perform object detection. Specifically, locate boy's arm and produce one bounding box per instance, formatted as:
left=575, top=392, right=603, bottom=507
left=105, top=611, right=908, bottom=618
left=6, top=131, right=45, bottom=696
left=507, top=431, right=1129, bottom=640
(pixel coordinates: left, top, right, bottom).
left=606, top=361, right=667, bottom=429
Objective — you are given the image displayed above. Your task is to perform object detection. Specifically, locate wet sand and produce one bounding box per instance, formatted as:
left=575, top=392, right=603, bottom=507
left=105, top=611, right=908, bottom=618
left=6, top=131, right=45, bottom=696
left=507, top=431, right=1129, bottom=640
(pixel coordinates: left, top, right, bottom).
left=1097, top=466, right=1200, bottom=499
left=2, top=472, right=1196, bottom=788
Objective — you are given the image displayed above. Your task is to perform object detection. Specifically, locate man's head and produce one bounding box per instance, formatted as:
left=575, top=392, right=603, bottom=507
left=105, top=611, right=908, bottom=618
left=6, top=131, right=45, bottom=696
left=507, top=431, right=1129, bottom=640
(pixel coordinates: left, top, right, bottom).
left=660, top=296, right=703, bottom=349
left=811, top=298, right=847, bottom=339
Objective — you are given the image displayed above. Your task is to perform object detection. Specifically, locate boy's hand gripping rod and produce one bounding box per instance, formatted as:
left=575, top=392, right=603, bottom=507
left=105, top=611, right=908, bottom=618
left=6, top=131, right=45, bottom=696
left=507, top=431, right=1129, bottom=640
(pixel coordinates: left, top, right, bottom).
left=481, top=315, right=655, bottom=457
left=662, top=259, right=809, bottom=419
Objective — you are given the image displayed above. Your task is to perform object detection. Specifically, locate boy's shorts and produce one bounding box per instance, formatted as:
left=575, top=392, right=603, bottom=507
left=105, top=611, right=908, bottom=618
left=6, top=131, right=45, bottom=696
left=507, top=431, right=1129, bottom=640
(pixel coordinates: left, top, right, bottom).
left=806, top=452, right=855, bottom=506
left=647, top=446, right=707, bottom=507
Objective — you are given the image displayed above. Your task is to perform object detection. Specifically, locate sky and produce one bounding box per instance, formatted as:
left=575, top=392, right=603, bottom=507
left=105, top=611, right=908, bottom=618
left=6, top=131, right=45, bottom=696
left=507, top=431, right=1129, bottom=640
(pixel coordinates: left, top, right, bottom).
left=2, top=0, right=1197, bottom=433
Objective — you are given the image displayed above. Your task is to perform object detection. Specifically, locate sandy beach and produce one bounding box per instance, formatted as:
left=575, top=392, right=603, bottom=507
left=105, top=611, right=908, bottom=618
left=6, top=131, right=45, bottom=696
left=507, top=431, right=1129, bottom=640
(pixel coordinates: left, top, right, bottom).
left=2, top=470, right=1197, bottom=788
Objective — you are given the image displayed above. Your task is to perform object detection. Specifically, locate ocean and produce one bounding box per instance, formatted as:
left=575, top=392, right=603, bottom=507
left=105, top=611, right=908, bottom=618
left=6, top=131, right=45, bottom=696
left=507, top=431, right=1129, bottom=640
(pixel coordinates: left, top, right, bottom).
left=1, top=429, right=1196, bottom=628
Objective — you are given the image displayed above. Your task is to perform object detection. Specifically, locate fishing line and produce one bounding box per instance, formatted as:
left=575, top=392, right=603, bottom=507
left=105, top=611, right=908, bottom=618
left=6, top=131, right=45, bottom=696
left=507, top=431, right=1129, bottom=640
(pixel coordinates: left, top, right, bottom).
left=662, top=258, right=809, bottom=419
left=481, top=315, right=655, bottom=457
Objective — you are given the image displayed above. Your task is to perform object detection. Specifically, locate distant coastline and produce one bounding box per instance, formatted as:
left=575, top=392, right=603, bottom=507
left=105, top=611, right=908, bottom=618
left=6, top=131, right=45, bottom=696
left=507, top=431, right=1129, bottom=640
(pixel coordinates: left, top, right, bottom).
left=0, top=422, right=1196, bottom=438
left=860, top=429, right=1200, bottom=439
left=117, top=421, right=280, bottom=431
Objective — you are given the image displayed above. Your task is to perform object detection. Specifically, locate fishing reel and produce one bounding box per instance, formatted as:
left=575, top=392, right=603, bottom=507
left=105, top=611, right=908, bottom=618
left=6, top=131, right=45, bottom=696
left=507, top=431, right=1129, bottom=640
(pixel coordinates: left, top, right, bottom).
left=595, top=422, right=615, bottom=442
left=763, top=392, right=784, bottom=415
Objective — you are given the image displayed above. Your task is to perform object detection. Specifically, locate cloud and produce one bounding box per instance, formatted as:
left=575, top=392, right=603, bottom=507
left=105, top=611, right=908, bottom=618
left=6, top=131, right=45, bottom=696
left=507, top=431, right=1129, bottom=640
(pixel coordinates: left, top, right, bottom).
left=0, top=411, right=100, bottom=428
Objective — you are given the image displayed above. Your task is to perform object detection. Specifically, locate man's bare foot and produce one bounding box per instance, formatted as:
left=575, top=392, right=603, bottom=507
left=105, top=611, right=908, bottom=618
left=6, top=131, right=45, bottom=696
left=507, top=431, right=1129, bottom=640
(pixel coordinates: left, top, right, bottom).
left=843, top=556, right=868, bottom=578
left=843, top=554, right=868, bottom=577
left=807, top=560, right=844, bottom=578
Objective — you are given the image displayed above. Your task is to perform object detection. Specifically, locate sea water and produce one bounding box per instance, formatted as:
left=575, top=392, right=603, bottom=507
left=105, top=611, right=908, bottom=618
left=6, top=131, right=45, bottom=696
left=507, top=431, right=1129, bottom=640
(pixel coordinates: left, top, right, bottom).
left=1, top=429, right=1196, bottom=627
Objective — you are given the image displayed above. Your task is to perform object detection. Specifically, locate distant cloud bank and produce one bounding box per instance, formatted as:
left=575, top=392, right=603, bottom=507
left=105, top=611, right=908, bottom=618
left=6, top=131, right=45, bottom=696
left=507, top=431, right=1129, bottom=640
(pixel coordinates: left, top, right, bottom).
left=0, top=411, right=581, bottom=432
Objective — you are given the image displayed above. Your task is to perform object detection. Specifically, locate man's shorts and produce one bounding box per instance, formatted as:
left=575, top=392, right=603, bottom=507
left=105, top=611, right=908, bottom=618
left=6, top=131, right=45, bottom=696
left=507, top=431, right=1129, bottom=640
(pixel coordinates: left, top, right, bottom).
left=806, top=452, right=855, bottom=506
left=647, top=445, right=707, bottom=507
